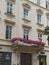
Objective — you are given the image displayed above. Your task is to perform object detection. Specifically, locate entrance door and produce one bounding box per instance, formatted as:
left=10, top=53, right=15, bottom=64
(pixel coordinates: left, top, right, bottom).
left=0, top=52, right=12, bottom=65
left=20, top=53, right=32, bottom=65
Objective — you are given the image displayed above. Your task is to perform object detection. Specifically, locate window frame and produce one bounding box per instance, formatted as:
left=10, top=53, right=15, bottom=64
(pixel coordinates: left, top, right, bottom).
left=38, top=32, right=42, bottom=41
left=46, top=1, right=49, bottom=9
left=6, top=25, right=12, bottom=39
left=24, top=8, right=28, bottom=19
left=7, top=2, right=13, bottom=14
left=39, top=55, right=47, bottom=65
left=37, top=13, right=42, bottom=24
left=37, top=0, right=40, bottom=5
left=23, top=29, right=29, bottom=40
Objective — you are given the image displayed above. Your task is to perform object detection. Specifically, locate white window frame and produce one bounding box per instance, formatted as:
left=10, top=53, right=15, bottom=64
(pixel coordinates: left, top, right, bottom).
left=7, top=2, right=13, bottom=13
left=38, top=32, right=42, bottom=41
left=24, top=9, right=28, bottom=19
left=37, top=13, right=41, bottom=24
left=24, top=29, right=29, bottom=40
left=46, top=1, right=49, bottom=9
left=37, top=0, right=40, bottom=5
left=6, top=25, right=12, bottom=39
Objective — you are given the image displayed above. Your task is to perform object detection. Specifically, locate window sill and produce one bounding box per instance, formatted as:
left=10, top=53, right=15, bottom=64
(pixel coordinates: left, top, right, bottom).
left=0, top=38, right=10, bottom=42
left=22, top=24, right=32, bottom=29
left=5, top=0, right=16, bottom=2
left=36, top=23, right=44, bottom=27
left=5, top=12, right=15, bottom=17
left=11, top=0, right=16, bottom=2
left=22, top=18, right=31, bottom=22
left=4, top=19, right=15, bottom=25
left=37, top=29, right=44, bottom=33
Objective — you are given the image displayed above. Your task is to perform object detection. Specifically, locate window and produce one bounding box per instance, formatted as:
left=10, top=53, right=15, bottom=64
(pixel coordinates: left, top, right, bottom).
left=46, top=2, right=49, bottom=9
left=24, top=9, right=28, bottom=19
left=24, top=29, right=29, bottom=40
left=0, top=52, right=12, bottom=65
left=39, top=55, right=46, bottom=65
left=37, top=14, right=41, bottom=24
left=7, top=2, right=12, bottom=13
left=37, top=0, right=40, bottom=5
left=38, top=33, right=42, bottom=41
left=47, top=17, right=49, bottom=26
left=6, top=25, right=12, bottom=39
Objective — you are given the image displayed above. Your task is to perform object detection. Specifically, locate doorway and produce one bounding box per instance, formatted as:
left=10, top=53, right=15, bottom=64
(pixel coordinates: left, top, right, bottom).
left=20, top=53, right=32, bottom=65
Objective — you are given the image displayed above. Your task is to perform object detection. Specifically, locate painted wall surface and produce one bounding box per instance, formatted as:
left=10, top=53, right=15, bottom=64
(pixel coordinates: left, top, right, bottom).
left=0, top=0, right=48, bottom=45
left=0, top=0, right=49, bottom=65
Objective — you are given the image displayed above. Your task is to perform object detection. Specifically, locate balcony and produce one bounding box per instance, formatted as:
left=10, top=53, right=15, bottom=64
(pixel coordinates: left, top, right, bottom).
left=11, top=37, right=45, bottom=51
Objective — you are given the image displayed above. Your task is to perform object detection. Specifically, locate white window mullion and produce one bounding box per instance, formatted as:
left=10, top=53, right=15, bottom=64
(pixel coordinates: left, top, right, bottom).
left=37, top=0, right=40, bottom=5
left=24, top=9, right=28, bottom=19
left=38, top=33, right=42, bottom=41
left=24, top=30, right=29, bottom=40
left=6, top=26, right=12, bottom=39
left=37, top=14, right=41, bottom=24
left=7, top=2, right=12, bottom=13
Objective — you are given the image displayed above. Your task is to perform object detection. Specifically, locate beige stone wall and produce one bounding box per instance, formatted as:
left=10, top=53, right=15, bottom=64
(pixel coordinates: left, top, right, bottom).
left=0, top=0, right=48, bottom=46
left=0, top=0, right=49, bottom=65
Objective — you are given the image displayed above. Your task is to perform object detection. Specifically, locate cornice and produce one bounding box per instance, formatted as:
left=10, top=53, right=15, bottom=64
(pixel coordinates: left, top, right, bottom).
left=28, top=0, right=49, bottom=11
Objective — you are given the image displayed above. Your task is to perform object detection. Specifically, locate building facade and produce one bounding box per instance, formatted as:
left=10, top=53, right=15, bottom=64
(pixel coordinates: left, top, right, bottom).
left=0, top=0, right=49, bottom=65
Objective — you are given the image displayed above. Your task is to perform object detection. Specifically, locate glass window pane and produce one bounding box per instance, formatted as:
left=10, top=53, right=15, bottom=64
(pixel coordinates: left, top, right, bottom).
left=7, top=2, right=12, bottom=13
left=24, top=9, right=28, bottom=19
left=37, top=0, right=40, bottom=5
left=24, top=30, right=29, bottom=40
left=37, top=14, right=41, bottom=23
left=38, top=33, right=42, bottom=41
left=6, top=25, right=12, bottom=39
left=46, top=2, right=49, bottom=9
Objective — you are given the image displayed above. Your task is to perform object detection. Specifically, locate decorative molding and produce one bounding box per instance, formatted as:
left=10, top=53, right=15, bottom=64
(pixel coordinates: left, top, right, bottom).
left=36, top=9, right=43, bottom=14
left=36, top=23, right=44, bottom=27
left=0, top=39, right=12, bottom=47
left=44, top=50, right=49, bottom=52
left=37, top=29, right=44, bottom=33
left=10, top=0, right=16, bottom=2
left=45, top=46, right=49, bottom=48
left=0, top=38, right=10, bottom=42
left=4, top=19, right=15, bottom=25
left=28, top=0, right=49, bottom=11
left=5, top=0, right=16, bottom=2
left=0, top=44, right=12, bottom=47
left=22, top=3, right=31, bottom=9
left=46, top=12, right=49, bottom=16
left=5, top=12, right=15, bottom=17
left=22, top=24, right=32, bottom=29
left=22, top=18, right=31, bottom=22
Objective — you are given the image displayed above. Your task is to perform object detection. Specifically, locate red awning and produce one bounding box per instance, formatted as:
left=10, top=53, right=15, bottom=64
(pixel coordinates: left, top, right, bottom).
left=11, top=37, right=45, bottom=46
